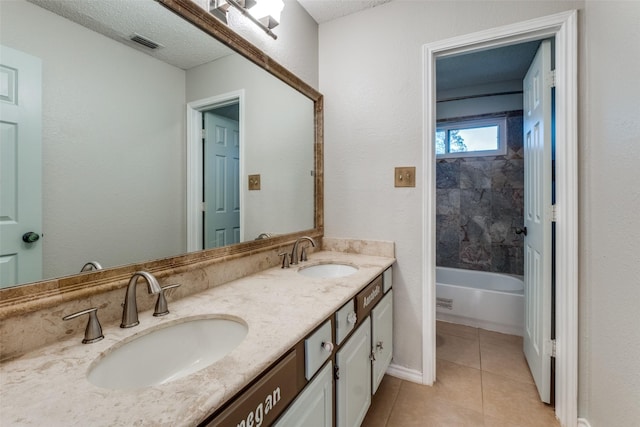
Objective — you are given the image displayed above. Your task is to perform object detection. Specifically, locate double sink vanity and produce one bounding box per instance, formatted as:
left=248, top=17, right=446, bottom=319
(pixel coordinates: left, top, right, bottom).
left=0, top=246, right=395, bottom=426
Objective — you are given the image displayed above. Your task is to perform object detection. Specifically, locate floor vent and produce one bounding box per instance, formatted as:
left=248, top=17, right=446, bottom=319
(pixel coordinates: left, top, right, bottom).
left=436, top=297, right=453, bottom=310
left=130, top=33, right=163, bottom=50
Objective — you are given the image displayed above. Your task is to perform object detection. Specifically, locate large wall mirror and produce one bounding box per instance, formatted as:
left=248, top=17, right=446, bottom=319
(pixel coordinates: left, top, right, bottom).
left=0, top=0, right=322, bottom=295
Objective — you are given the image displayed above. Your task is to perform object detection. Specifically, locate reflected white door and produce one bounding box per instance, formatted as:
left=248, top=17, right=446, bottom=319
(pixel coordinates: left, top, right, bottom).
left=203, top=111, right=240, bottom=249
left=523, top=40, right=553, bottom=403
left=0, top=46, right=42, bottom=288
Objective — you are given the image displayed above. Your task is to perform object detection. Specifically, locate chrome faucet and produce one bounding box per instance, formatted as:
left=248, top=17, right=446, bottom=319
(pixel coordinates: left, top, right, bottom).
left=121, top=271, right=162, bottom=328
left=290, top=236, right=317, bottom=265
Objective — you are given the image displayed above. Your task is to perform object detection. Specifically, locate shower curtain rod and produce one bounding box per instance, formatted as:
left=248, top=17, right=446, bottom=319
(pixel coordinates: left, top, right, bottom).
left=437, top=90, right=523, bottom=103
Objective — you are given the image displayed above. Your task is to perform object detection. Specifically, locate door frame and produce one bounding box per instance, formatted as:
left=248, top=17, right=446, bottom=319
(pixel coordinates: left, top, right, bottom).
left=186, top=90, right=245, bottom=252
left=421, top=10, right=578, bottom=426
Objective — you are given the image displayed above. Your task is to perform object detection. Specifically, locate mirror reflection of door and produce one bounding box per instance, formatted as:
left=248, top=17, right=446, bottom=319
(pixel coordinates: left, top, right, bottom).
left=0, top=45, right=42, bottom=288
left=203, top=103, right=240, bottom=249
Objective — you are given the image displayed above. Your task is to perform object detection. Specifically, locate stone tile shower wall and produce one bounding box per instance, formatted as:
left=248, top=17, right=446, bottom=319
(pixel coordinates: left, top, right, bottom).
left=436, top=111, right=524, bottom=275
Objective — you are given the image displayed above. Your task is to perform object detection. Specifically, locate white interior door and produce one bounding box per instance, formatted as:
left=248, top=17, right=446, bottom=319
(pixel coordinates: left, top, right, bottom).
left=203, top=111, right=240, bottom=249
left=0, top=45, right=42, bottom=288
left=523, top=39, right=553, bottom=403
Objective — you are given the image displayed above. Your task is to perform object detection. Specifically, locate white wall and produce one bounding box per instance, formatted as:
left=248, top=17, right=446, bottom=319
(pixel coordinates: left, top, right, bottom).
left=580, top=2, right=640, bottom=425
left=1, top=0, right=186, bottom=279
left=185, top=54, right=315, bottom=240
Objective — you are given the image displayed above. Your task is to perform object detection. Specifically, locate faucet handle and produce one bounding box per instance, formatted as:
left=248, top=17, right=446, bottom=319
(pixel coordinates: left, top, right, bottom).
left=62, top=307, right=104, bottom=344
left=153, top=284, right=181, bottom=317
left=279, top=252, right=290, bottom=269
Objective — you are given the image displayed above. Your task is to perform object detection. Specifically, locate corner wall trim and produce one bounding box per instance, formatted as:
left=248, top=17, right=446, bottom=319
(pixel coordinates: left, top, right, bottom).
left=386, top=363, right=423, bottom=384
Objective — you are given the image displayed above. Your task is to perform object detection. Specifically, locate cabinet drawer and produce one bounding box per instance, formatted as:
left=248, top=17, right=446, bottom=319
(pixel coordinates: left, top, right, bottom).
left=206, top=351, right=300, bottom=427
left=355, top=275, right=383, bottom=320
left=335, top=299, right=356, bottom=345
left=305, top=320, right=333, bottom=380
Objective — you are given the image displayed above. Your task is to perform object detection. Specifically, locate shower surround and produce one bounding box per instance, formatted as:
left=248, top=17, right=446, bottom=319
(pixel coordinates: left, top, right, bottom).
left=436, top=111, right=524, bottom=275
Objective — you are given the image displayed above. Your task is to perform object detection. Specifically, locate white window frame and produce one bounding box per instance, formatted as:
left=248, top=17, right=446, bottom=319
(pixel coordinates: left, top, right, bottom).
left=436, top=116, right=507, bottom=158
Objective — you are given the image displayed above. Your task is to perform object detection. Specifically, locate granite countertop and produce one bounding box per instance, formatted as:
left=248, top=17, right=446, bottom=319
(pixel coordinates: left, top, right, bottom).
left=0, top=251, right=394, bottom=426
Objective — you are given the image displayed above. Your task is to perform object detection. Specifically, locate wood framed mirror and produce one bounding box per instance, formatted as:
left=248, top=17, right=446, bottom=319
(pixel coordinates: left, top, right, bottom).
left=0, top=0, right=323, bottom=315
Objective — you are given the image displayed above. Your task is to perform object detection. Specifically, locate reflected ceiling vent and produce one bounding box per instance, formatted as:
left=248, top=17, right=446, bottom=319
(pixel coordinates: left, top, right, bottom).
left=129, top=33, right=164, bottom=50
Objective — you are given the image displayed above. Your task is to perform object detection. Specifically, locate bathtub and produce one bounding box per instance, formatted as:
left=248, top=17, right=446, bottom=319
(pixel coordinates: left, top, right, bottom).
left=436, top=266, right=524, bottom=336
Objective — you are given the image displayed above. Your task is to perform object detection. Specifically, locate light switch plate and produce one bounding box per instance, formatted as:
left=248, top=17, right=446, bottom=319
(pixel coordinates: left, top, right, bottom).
left=395, top=167, right=416, bottom=187
left=248, top=174, right=261, bottom=190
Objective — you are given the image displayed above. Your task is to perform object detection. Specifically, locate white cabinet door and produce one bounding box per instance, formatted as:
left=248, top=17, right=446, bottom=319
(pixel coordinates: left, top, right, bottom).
left=336, top=316, right=371, bottom=427
left=274, top=362, right=333, bottom=427
left=372, top=290, right=393, bottom=394
left=203, top=110, right=240, bottom=249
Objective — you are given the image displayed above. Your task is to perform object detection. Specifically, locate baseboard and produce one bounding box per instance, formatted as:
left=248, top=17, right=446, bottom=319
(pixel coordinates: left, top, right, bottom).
left=577, top=418, right=591, bottom=427
left=386, top=363, right=423, bottom=384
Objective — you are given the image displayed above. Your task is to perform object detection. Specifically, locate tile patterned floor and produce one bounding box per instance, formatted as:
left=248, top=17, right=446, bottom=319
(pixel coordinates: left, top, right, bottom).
left=361, top=321, right=559, bottom=427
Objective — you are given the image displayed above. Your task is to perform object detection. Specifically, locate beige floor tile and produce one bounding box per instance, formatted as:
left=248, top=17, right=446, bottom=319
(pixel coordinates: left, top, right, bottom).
left=437, top=321, right=479, bottom=341
left=361, top=375, right=402, bottom=427
left=385, top=384, right=484, bottom=427
left=480, top=340, right=534, bottom=384
left=364, top=325, right=554, bottom=427
left=434, top=360, right=483, bottom=413
left=398, top=359, right=483, bottom=413
left=436, top=332, right=481, bottom=369
left=482, top=371, right=559, bottom=427
left=479, top=328, right=523, bottom=350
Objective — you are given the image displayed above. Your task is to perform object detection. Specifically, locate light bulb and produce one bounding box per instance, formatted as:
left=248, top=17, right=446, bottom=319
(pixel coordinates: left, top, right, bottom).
left=249, top=0, right=284, bottom=28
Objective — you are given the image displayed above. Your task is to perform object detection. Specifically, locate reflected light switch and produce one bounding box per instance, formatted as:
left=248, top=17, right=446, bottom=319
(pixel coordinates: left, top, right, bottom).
left=395, top=167, right=416, bottom=187
left=248, top=174, right=261, bottom=190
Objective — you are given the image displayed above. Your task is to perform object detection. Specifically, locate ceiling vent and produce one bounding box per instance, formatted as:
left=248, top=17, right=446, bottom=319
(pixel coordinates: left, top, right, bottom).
left=129, top=33, right=163, bottom=50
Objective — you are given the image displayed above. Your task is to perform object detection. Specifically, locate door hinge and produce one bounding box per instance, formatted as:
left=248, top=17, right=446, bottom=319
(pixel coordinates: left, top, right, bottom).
left=545, top=339, right=557, bottom=358
left=334, top=364, right=340, bottom=380
left=551, top=204, right=557, bottom=222
left=201, top=128, right=206, bottom=139
left=548, top=70, right=556, bottom=88
left=200, top=202, right=206, bottom=212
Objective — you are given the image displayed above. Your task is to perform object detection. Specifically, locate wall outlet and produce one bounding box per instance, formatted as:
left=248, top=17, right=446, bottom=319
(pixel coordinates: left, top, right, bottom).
left=395, top=167, right=416, bottom=187
left=248, top=174, right=261, bottom=190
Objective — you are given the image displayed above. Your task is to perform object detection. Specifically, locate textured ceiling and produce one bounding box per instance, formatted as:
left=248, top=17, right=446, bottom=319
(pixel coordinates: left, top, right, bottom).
left=297, top=0, right=393, bottom=24
left=28, top=0, right=233, bottom=70
left=437, top=41, right=542, bottom=92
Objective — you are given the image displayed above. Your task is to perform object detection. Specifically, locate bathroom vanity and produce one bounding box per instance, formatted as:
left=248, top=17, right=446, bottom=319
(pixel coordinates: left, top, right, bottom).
left=0, top=251, right=394, bottom=427
left=204, top=264, right=393, bottom=427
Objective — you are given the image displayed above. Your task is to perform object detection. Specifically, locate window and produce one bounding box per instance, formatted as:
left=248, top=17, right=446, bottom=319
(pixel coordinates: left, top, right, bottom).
left=436, top=117, right=507, bottom=158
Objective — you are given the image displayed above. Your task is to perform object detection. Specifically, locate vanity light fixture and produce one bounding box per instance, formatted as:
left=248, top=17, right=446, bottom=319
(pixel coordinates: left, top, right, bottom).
left=209, top=0, right=284, bottom=40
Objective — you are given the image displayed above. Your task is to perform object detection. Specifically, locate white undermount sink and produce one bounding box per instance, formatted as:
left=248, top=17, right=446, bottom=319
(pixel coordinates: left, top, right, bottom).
left=297, top=263, right=358, bottom=279
left=87, top=317, right=248, bottom=390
